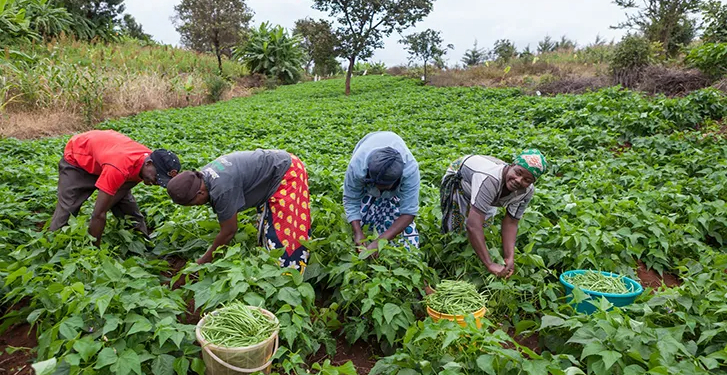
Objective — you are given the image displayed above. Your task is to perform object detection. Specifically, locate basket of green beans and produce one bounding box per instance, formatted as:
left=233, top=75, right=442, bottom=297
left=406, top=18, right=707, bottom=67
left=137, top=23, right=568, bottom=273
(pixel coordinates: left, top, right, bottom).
left=560, top=270, right=644, bottom=314
left=425, top=280, right=488, bottom=327
left=195, top=302, right=280, bottom=375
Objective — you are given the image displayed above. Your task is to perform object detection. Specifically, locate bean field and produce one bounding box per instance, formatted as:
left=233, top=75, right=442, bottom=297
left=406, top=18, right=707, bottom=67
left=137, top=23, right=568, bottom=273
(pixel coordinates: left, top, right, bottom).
left=1, top=76, right=727, bottom=375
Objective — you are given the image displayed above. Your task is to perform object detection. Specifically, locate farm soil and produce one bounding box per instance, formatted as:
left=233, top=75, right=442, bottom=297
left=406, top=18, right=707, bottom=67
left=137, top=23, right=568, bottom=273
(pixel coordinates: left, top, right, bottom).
left=505, top=328, right=541, bottom=355
left=0, top=324, right=36, bottom=375
left=636, top=260, right=681, bottom=290
left=309, top=334, right=379, bottom=374
left=161, top=255, right=189, bottom=285
left=181, top=298, right=202, bottom=326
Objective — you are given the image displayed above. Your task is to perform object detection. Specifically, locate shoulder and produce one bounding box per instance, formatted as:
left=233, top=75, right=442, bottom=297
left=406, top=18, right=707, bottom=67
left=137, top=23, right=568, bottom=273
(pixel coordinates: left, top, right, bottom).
left=465, top=156, right=505, bottom=177
left=521, top=185, right=535, bottom=200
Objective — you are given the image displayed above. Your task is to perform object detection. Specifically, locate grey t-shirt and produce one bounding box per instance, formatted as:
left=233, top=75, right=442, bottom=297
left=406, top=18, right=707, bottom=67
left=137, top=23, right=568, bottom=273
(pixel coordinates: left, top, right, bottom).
left=201, top=150, right=292, bottom=222
left=459, top=155, right=534, bottom=220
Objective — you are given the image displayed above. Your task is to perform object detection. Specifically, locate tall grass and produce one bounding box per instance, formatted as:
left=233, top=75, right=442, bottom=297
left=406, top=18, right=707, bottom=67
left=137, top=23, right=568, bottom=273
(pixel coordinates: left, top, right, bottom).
left=0, top=37, right=252, bottom=138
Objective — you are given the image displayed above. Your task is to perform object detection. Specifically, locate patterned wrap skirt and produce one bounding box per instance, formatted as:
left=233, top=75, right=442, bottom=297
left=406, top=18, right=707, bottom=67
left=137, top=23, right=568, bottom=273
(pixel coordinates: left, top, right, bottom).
left=258, top=154, right=311, bottom=272
left=360, top=194, right=420, bottom=250
left=440, top=156, right=495, bottom=233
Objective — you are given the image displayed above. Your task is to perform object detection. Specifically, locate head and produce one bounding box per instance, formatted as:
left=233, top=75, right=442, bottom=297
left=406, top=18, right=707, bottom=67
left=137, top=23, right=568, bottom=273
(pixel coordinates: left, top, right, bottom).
left=166, top=171, right=209, bottom=206
left=507, top=149, right=547, bottom=191
left=141, top=149, right=181, bottom=187
left=365, top=147, right=404, bottom=192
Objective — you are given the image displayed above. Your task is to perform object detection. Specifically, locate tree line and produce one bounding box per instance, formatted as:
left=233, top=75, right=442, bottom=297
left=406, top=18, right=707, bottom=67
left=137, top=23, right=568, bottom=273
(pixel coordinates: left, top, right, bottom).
left=3, top=0, right=726, bottom=94
left=171, top=0, right=726, bottom=93
left=0, top=0, right=151, bottom=45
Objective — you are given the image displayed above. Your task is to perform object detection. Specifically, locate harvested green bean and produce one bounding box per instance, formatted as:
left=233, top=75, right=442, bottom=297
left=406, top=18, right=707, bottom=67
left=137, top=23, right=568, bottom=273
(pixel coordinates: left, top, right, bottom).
left=425, top=280, right=487, bottom=315
left=564, top=271, right=633, bottom=294
left=201, top=302, right=278, bottom=348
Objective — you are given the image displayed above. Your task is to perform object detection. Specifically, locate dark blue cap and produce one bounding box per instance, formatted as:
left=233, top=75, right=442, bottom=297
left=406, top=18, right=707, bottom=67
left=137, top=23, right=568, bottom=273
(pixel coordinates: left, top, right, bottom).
left=150, top=149, right=181, bottom=187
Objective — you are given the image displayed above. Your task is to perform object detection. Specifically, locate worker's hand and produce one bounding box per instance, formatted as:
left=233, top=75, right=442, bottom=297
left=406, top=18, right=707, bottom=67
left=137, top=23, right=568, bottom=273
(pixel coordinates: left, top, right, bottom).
left=365, top=240, right=380, bottom=251
left=353, top=230, right=367, bottom=247
left=196, top=251, right=214, bottom=265
left=503, top=260, right=515, bottom=279
left=424, top=282, right=435, bottom=296
left=486, top=262, right=505, bottom=276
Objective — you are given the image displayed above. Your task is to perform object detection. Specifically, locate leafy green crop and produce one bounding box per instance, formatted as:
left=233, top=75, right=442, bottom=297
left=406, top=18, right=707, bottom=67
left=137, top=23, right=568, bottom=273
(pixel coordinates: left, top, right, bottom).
left=1, top=75, right=726, bottom=374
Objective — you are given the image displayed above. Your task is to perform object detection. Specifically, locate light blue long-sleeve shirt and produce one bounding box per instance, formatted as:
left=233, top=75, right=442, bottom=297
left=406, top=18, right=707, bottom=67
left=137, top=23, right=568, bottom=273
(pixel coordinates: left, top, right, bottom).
left=343, top=131, right=420, bottom=223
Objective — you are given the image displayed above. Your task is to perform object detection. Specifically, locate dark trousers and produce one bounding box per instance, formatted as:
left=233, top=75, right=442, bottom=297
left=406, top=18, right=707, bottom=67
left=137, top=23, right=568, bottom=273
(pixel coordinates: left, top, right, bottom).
left=49, top=158, right=148, bottom=235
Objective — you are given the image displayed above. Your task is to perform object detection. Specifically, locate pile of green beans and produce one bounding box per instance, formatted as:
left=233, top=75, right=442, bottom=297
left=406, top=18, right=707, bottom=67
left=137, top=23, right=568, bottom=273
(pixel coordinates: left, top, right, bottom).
left=200, top=302, right=278, bottom=348
left=565, top=271, right=633, bottom=294
left=425, top=280, right=487, bottom=315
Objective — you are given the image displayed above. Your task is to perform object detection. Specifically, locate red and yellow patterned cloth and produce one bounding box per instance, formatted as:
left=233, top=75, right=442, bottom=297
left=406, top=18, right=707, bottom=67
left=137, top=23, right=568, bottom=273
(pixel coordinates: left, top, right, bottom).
left=259, top=154, right=311, bottom=272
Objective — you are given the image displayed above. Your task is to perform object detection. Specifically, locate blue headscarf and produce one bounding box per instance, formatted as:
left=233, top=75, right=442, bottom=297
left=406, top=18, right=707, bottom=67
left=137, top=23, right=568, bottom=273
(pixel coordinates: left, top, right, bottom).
left=365, top=147, right=404, bottom=186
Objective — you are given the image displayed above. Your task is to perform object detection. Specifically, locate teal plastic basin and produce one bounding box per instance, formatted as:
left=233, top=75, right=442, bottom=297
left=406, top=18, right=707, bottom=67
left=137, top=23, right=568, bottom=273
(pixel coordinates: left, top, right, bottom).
left=559, top=270, right=644, bottom=314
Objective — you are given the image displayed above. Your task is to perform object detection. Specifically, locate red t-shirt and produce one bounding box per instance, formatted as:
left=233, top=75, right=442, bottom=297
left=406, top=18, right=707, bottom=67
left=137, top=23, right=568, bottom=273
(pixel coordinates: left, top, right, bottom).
left=63, top=130, right=151, bottom=196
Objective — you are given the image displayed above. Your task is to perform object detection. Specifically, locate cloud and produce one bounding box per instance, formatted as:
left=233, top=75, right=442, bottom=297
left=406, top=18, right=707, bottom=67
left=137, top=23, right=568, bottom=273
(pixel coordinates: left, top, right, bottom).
left=124, top=0, right=629, bottom=67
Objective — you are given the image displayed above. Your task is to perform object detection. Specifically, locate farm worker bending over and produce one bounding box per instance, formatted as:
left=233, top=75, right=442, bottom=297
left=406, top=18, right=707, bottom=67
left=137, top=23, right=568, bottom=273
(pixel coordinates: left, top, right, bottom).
left=50, top=130, right=181, bottom=244
left=440, top=149, right=547, bottom=278
left=344, top=131, right=420, bottom=252
left=166, top=150, right=311, bottom=271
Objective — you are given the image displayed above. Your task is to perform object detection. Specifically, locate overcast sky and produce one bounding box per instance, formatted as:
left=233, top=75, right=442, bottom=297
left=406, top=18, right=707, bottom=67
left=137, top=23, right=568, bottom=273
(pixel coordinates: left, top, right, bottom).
left=125, top=0, right=632, bottom=67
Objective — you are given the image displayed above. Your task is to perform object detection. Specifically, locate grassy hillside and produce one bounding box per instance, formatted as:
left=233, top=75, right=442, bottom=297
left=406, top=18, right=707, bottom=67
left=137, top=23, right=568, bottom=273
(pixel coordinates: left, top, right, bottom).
left=0, top=37, right=254, bottom=139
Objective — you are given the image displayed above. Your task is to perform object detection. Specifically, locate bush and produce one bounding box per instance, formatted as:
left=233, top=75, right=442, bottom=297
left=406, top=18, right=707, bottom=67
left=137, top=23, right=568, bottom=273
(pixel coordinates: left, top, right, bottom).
left=234, top=22, right=305, bottom=85
left=609, top=35, right=654, bottom=87
left=204, top=75, right=229, bottom=103
left=579, top=45, right=613, bottom=64
left=685, top=43, right=727, bottom=79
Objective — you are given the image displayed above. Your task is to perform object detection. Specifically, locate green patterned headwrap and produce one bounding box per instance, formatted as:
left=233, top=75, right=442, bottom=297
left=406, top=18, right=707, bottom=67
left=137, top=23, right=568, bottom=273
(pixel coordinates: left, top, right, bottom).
left=513, top=149, right=547, bottom=179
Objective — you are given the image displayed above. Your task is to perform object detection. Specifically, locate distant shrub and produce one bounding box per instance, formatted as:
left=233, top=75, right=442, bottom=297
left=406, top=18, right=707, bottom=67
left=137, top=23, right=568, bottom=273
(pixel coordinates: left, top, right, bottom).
left=579, top=45, right=613, bottom=64
left=538, top=73, right=559, bottom=86
left=234, top=22, right=305, bottom=85
left=685, top=43, right=727, bottom=79
left=610, top=35, right=654, bottom=87
left=205, top=75, right=229, bottom=103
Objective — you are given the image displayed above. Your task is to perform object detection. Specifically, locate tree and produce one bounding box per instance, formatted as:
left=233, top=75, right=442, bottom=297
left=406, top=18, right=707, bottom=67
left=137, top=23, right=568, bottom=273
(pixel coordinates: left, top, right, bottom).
left=519, top=45, right=534, bottom=62
left=57, top=0, right=125, bottom=40
left=293, top=18, right=339, bottom=76
left=24, top=0, right=74, bottom=39
left=490, top=39, right=517, bottom=62
left=591, top=34, right=607, bottom=47
left=432, top=55, right=447, bottom=69
left=611, top=0, right=701, bottom=56
left=313, top=0, right=434, bottom=95
left=1, top=0, right=41, bottom=44
left=701, top=0, right=727, bottom=43
left=120, top=14, right=151, bottom=42
left=537, top=35, right=556, bottom=54
left=461, top=40, right=486, bottom=66
left=399, top=28, right=452, bottom=81
left=554, top=35, right=577, bottom=50
left=173, top=0, right=254, bottom=73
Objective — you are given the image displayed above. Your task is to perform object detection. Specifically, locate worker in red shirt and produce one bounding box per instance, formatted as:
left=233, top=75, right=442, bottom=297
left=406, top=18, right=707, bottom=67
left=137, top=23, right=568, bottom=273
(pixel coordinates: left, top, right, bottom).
left=49, top=130, right=181, bottom=244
